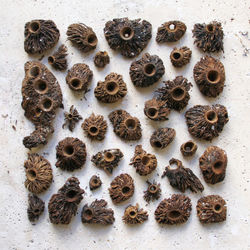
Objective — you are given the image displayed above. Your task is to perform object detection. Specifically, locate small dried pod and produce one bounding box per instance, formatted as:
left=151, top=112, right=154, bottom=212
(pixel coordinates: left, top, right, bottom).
left=89, top=175, right=102, bottom=191
left=143, top=180, right=161, bottom=203
left=123, top=204, right=148, bottom=225
left=180, top=140, right=198, bottom=157
left=62, top=105, right=82, bottom=132
left=27, top=194, right=45, bottom=222
left=170, top=46, right=192, bottom=67
left=150, top=127, right=176, bottom=149
left=48, top=45, right=68, bottom=71
left=94, top=51, right=110, bottom=68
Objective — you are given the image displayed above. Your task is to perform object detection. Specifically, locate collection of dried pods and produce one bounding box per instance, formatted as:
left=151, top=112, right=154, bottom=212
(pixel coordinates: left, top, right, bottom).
left=23, top=18, right=228, bottom=226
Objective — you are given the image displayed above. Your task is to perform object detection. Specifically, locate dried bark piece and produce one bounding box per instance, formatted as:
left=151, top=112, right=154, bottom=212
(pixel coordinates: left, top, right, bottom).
left=197, top=195, right=226, bottom=223
left=81, top=199, right=115, bottom=225
left=56, top=137, right=87, bottom=171
left=67, top=23, right=98, bottom=52
left=185, top=104, right=229, bottom=141
left=48, top=177, right=84, bottom=224
left=155, top=194, right=192, bottom=225
left=180, top=140, right=197, bottom=157
left=123, top=204, right=148, bottom=224
left=109, top=173, right=135, bottom=204
left=24, top=19, right=60, bottom=54
left=89, top=175, right=102, bottom=191
left=193, top=56, right=225, bottom=97
left=94, top=73, right=127, bottom=103
left=150, top=128, right=176, bottom=149
left=170, top=46, right=192, bottom=68
left=24, top=153, right=53, bottom=194
left=27, top=194, right=45, bottom=222
left=143, top=180, right=161, bottom=203
left=48, top=45, right=68, bottom=71
left=62, top=105, right=82, bottom=132
left=129, top=53, right=165, bottom=87
left=94, top=51, right=110, bottom=68
left=104, top=18, right=152, bottom=58
left=162, top=158, right=204, bottom=193
left=199, top=146, right=227, bottom=184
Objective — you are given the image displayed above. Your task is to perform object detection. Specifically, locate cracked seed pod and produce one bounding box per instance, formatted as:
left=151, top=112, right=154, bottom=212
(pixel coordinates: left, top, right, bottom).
left=143, top=180, right=161, bottom=203
left=180, top=140, right=198, bottom=157
left=170, top=47, right=192, bottom=67
left=24, top=19, right=60, bottom=54
left=94, top=51, right=110, bottom=68
left=193, top=56, right=225, bottom=97
left=48, top=177, right=84, bottom=224
left=156, top=21, right=186, bottom=43
left=104, top=18, right=152, bottom=58
left=123, top=204, right=148, bottom=224
left=91, top=149, right=123, bottom=174
left=81, top=199, right=115, bottom=225
left=129, top=53, right=165, bottom=87
left=130, top=145, right=157, bottom=176
left=89, top=175, right=102, bottom=191
left=94, top=73, right=127, bottom=103
left=193, top=21, right=224, bottom=52
left=155, top=194, right=192, bottom=225
left=27, top=194, right=45, bottom=222
left=56, top=137, right=87, bottom=171
left=109, top=173, right=134, bottom=204
left=48, top=45, right=68, bottom=71
left=199, top=146, right=227, bottom=184
left=67, top=23, right=98, bottom=52
left=185, top=104, right=229, bottom=141
left=197, top=195, right=226, bottom=223
left=62, top=105, right=82, bottom=132
left=150, top=128, right=176, bottom=149
left=162, top=158, right=204, bottom=193
left=24, top=153, right=53, bottom=194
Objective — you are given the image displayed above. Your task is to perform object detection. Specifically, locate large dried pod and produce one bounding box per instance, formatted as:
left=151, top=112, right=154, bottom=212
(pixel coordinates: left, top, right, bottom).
left=27, top=194, right=45, bottom=222
left=24, top=19, right=60, bottom=54
left=94, top=51, right=110, bottom=68
left=180, top=140, right=198, bottom=157
left=123, top=204, right=148, bottom=225
left=150, top=127, right=176, bottom=149
left=104, top=17, right=152, bottom=58
left=48, top=45, right=68, bottom=71
left=62, top=105, right=82, bottom=132
left=89, top=175, right=102, bottom=191
left=143, top=180, right=161, bottom=203
left=185, top=104, right=229, bottom=141
left=170, top=46, right=192, bottom=68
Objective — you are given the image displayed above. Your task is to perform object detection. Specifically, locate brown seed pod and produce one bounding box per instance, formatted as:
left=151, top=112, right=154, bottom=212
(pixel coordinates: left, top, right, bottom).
left=48, top=177, right=84, bottom=224
left=197, top=195, right=227, bottom=223
left=129, top=53, right=165, bottom=87
left=24, top=19, right=60, bottom=54
left=24, top=153, right=53, bottom=194
left=185, top=104, right=229, bottom=141
left=66, top=23, right=98, bottom=52
left=27, top=194, right=45, bottom=222
left=81, top=199, right=115, bottom=225
left=48, top=45, right=68, bottom=71
left=123, top=204, right=148, bottom=225
left=56, top=137, right=87, bottom=171
left=180, top=140, right=198, bottom=157
left=89, top=175, right=102, bottom=191
left=143, top=180, right=161, bottom=203
left=150, top=127, right=176, bottom=149
left=193, top=56, right=225, bottom=97
left=62, top=105, right=82, bottom=132
left=109, top=173, right=135, bottom=204
left=91, top=149, right=123, bottom=174
left=104, top=17, right=152, bottom=58
left=94, top=51, right=110, bottom=68
left=199, top=146, right=227, bottom=184
left=155, top=194, right=192, bottom=225
left=156, top=21, right=186, bottom=43
left=193, top=21, right=224, bottom=52
left=94, top=73, right=127, bottom=103
left=170, top=46, right=192, bottom=68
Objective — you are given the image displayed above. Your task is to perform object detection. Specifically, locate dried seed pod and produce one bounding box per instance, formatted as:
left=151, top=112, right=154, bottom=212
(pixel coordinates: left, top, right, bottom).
left=67, top=23, right=98, bottom=52
left=94, top=51, right=110, bottom=68
left=62, top=105, right=82, bottom=132
left=130, top=145, right=157, bottom=176
left=48, top=177, right=84, bottom=224
left=48, top=45, right=68, bottom=71
left=109, top=173, right=135, bottom=204
left=199, top=146, right=227, bottom=184
left=94, top=73, right=127, bottom=103
left=56, top=137, right=87, bottom=171
left=180, top=140, right=198, bottom=157
left=129, top=53, right=165, bottom=87
left=81, top=199, right=115, bottom=225
left=24, top=19, right=60, bottom=54
left=104, top=17, right=152, bottom=58
left=197, top=195, right=226, bottom=223
left=24, top=153, right=53, bottom=194
left=27, top=194, right=45, bottom=222
left=89, top=175, right=102, bottom=190
left=162, top=158, right=204, bottom=193
left=156, top=21, right=186, bottom=43
left=123, top=204, right=148, bottom=224
left=170, top=46, right=192, bottom=67
left=193, top=56, right=225, bottom=97
left=91, top=149, right=123, bottom=174
left=150, top=128, right=176, bottom=149
left=193, top=21, right=224, bottom=52
left=185, top=104, right=229, bottom=141
left=143, top=180, right=161, bottom=203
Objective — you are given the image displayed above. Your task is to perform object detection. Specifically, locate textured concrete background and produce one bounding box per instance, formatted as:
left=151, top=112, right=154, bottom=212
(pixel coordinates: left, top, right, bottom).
left=0, top=0, right=249, bottom=249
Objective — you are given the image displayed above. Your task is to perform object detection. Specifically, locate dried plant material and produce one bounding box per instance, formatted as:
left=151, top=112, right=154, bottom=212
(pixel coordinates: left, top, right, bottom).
left=143, top=180, right=161, bottom=203
left=180, top=140, right=197, bottom=157
left=123, top=204, right=148, bottom=224
left=150, top=128, right=176, bottom=149
left=193, top=56, right=225, bottom=97
left=56, top=137, right=87, bottom=171
left=109, top=173, right=135, bottom=204
left=104, top=17, right=152, bottom=58
left=185, top=104, right=229, bottom=141
left=199, top=146, right=227, bottom=184
left=129, top=53, right=165, bottom=87
left=48, top=177, right=84, bottom=224
left=62, top=105, right=82, bottom=132
left=94, top=51, right=110, bottom=68
left=67, top=23, right=98, bottom=52
left=89, top=175, right=102, bottom=190
left=170, top=46, right=192, bottom=67
left=197, top=195, right=227, bottom=223
left=81, top=199, right=115, bottom=225
left=27, top=194, right=45, bottom=222
left=24, top=19, right=60, bottom=54
left=24, top=153, right=53, bottom=194
left=48, top=45, right=68, bottom=71
left=94, top=73, right=127, bottom=103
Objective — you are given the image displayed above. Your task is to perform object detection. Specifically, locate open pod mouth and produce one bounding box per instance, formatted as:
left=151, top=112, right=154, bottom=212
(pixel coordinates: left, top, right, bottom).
left=29, top=21, right=41, bottom=34
left=212, top=160, right=224, bottom=174
left=34, top=79, right=48, bottom=94
left=206, top=70, right=220, bottom=84
left=88, top=126, right=99, bottom=136
left=149, top=184, right=158, bottom=194
left=105, top=81, right=119, bottom=95
left=171, top=87, right=186, bottom=101
left=87, top=34, right=98, bottom=46
left=26, top=169, right=37, bottom=181
left=120, top=26, right=135, bottom=40
left=146, top=107, right=159, bottom=119
left=63, top=144, right=75, bottom=157
left=41, top=98, right=53, bottom=112
left=213, top=203, right=223, bottom=213
left=205, top=110, right=218, bottom=124
left=171, top=50, right=183, bottom=61
left=167, top=23, right=177, bottom=32
left=167, top=210, right=182, bottom=220
left=206, top=24, right=215, bottom=33
left=183, top=141, right=195, bottom=152
left=83, top=208, right=94, bottom=220
left=122, top=186, right=131, bottom=196
left=66, top=189, right=79, bottom=202
left=28, top=65, right=41, bottom=78
left=124, top=118, right=137, bottom=130
left=104, top=151, right=115, bottom=162
left=69, top=78, right=82, bottom=90
left=143, top=63, right=156, bottom=77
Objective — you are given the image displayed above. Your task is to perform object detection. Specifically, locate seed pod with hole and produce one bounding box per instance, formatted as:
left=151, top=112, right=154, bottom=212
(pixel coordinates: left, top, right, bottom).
left=62, top=105, right=82, bottom=132
left=27, top=194, right=45, bottom=222
left=48, top=45, right=68, bottom=71
left=89, top=175, right=102, bottom=191
left=123, top=204, right=148, bottom=224
left=143, top=180, right=161, bottom=203
left=180, top=140, right=198, bottom=157
left=94, top=51, right=110, bottom=68
left=170, top=46, right=192, bottom=67
left=150, top=128, right=176, bottom=149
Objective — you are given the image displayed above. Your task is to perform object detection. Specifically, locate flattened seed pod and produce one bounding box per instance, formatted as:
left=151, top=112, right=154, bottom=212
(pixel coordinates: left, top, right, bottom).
left=27, top=194, right=45, bottom=222
left=48, top=45, right=68, bottom=71
left=94, top=51, right=110, bottom=68
left=89, top=175, right=102, bottom=191
left=143, top=180, right=161, bottom=203
left=180, top=140, right=198, bottom=157
left=62, top=105, right=82, bottom=132
left=150, top=128, right=176, bottom=149
left=170, top=46, right=192, bottom=68
left=123, top=204, right=148, bottom=224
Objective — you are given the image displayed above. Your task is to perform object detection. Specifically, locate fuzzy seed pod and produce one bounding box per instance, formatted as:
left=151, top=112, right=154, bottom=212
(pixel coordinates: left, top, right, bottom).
left=170, top=46, right=192, bottom=67
left=94, top=51, right=110, bottom=68
left=48, top=45, right=68, bottom=71
left=180, top=140, right=198, bottom=157
left=143, top=180, right=161, bottom=203
left=27, top=194, right=45, bottom=222
left=89, top=175, right=102, bottom=191
left=123, top=204, right=148, bottom=224
left=62, top=105, right=82, bottom=132
left=150, top=128, right=176, bottom=149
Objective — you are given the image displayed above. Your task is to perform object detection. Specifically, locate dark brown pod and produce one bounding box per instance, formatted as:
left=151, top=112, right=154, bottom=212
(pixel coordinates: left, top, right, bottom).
left=180, top=140, right=198, bottom=157
left=150, top=128, right=176, bottom=149
left=170, top=46, right=192, bottom=67
left=104, top=17, right=152, bottom=58
left=129, top=53, right=165, bottom=87
left=24, top=19, right=60, bottom=54
left=199, top=146, right=227, bottom=184
left=27, top=194, right=45, bottom=222
left=48, top=45, right=68, bottom=71
left=123, top=204, right=148, bottom=224
left=94, top=51, right=110, bottom=68
left=143, top=180, right=161, bottom=203
left=62, top=105, right=82, bottom=132
left=89, top=175, right=102, bottom=191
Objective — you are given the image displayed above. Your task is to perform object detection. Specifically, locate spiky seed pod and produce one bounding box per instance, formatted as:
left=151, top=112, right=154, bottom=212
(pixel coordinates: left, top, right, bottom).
left=27, top=194, right=45, bottom=222
left=104, top=18, right=152, bottom=58
left=170, top=46, right=192, bottom=67
left=143, top=180, right=161, bottom=203
left=150, top=128, right=176, bottom=149
left=62, top=105, right=82, bottom=132
left=94, top=73, right=127, bottom=103
left=89, top=175, right=102, bottom=191
left=123, top=204, right=148, bottom=224
left=180, top=140, right=198, bottom=157
left=94, top=51, right=110, bottom=68
left=24, top=19, right=60, bottom=54
left=185, top=104, right=229, bottom=141
left=48, top=45, right=68, bottom=71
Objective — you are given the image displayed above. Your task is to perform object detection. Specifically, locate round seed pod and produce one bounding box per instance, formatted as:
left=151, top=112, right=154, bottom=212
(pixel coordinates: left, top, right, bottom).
left=180, top=140, right=198, bottom=157
left=143, top=180, right=161, bottom=203
left=48, top=45, right=68, bottom=71
left=27, top=194, right=45, bottom=222
left=89, top=175, right=102, bottom=191
left=150, top=128, right=176, bottom=149
left=94, top=51, right=110, bottom=68
left=123, top=204, right=148, bottom=224
left=170, top=46, right=192, bottom=67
